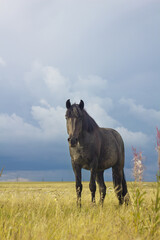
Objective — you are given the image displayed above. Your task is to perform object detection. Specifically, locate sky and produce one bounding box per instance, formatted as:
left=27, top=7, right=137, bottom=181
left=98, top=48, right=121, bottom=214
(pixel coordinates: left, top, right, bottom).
left=0, top=0, right=160, bottom=182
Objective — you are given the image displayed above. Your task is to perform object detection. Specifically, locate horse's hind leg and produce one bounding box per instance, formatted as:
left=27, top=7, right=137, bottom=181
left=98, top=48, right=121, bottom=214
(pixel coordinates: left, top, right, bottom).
left=89, top=169, right=96, bottom=203
left=112, top=167, right=124, bottom=205
left=96, top=171, right=106, bottom=206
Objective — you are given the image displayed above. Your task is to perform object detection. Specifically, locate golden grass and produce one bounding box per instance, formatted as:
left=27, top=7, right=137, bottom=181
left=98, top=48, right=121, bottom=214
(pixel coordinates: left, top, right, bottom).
left=0, top=181, right=159, bottom=240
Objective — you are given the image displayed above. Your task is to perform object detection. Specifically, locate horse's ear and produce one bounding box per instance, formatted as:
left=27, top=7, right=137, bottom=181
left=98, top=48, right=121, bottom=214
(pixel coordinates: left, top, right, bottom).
left=79, top=100, right=84, bottom=110
left=66, top=99, right=71, bottom=109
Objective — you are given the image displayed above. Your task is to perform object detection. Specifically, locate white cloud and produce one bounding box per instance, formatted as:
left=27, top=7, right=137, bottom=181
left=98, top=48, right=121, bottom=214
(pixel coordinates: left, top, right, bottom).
left=42, top=66, right=70, bottom=95
left=40, top=99, right=51, bottom=108
left=86, top=102, right=118, bottom=128
left=31, top=104, right=66, bottom=140
left=116, top=126, right=149, bottom=147
left=73, top=75, right=108, bottom=95
left=119, top=98, right=160, bottom=126
left=0, top=104, right=66, bottom=143
left=25, top=62, right=110, bottom=106
left=0, top=57, right=6, bottom=67
left=25, top=62, right=71, bottom=104
left=0, top=113, right=41, bottom=143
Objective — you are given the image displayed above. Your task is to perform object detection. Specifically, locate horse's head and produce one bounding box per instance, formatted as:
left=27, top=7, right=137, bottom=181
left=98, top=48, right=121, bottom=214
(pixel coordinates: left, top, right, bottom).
left=65, top=99, right=84, bottom=147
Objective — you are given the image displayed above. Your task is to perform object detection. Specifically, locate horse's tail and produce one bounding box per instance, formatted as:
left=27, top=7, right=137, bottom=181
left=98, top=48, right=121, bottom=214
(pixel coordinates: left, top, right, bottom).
left=122, top=169, right=130, bottom=204
left=122, top=170, right=128, bottom=197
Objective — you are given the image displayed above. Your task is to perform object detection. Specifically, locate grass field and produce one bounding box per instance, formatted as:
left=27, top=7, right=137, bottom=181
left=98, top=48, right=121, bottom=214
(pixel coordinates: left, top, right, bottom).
left=0, top=181, right=160, bottom=240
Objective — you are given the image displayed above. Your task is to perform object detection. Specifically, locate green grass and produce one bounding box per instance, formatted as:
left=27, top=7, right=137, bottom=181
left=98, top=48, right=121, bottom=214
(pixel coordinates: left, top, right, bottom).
left=0, top=181, right=159, bottom=240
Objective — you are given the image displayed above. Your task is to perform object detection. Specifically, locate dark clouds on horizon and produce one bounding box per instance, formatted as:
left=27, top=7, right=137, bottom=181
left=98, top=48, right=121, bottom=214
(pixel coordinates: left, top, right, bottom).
left=0, top=0, right=160, bottom=181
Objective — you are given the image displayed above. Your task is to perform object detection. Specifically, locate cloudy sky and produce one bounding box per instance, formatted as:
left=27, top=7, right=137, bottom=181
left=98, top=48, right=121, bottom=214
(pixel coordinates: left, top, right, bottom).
left=0, top=0, right=160, bottom=182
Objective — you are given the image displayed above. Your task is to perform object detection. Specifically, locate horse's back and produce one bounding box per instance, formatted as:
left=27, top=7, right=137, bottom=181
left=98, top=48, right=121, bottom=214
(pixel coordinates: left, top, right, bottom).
left=98, top=128, right=124, bottom=170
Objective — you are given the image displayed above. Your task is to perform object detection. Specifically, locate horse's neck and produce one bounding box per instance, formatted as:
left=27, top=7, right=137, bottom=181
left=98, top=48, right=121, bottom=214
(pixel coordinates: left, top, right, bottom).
left=80, top=126, right=98, bottom=142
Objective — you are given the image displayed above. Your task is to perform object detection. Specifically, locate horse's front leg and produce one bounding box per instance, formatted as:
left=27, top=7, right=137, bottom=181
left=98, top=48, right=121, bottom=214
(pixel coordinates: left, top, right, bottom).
left=72, top=162, right=82, bottom=207
left=89, top=168, right=96, bottom=203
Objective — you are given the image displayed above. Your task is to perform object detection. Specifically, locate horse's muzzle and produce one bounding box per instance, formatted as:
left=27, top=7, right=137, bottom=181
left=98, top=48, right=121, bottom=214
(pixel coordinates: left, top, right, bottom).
left=68, top=137, right=78, bottom=147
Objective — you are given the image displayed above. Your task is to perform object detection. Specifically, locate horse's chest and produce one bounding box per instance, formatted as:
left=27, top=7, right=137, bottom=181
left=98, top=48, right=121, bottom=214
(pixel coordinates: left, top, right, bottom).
left=70, top=145, right=91, bottom=168
left=70, top=146, right=89, bottom=159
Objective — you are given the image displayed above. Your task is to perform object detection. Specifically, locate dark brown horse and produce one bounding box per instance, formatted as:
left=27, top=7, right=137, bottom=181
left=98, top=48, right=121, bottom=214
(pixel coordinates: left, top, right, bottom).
left=65, top=99, right=129, bottom=206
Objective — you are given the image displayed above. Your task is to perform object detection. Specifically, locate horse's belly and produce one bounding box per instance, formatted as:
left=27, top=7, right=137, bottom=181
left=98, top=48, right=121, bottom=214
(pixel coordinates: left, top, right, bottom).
left=98, top=152, right=118, bottom=170
left=98, top=158, right=117, bottom=170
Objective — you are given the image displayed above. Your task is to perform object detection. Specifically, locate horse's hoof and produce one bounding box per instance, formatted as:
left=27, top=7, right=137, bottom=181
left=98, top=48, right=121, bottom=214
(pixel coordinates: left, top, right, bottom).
left=124, top=193, right=130, bottom=205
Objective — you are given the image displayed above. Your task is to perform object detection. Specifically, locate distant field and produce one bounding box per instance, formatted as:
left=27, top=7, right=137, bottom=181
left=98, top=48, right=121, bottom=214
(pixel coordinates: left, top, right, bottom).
left=0, top=181, right=159, bottom=240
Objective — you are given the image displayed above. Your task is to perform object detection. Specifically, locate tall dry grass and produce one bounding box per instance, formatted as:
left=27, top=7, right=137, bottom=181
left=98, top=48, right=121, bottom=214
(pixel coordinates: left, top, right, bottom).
left=0, top=182, right=160, bottom=240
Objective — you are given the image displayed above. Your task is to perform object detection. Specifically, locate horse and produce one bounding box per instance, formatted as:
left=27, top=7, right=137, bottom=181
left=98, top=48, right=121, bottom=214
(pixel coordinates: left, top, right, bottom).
left=65, top=99, right=129, bottom=207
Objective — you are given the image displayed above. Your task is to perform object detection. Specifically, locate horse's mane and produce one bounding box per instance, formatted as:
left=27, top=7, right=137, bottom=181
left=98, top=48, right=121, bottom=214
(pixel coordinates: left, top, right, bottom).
left=82, top=109, right=99, bottom=133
